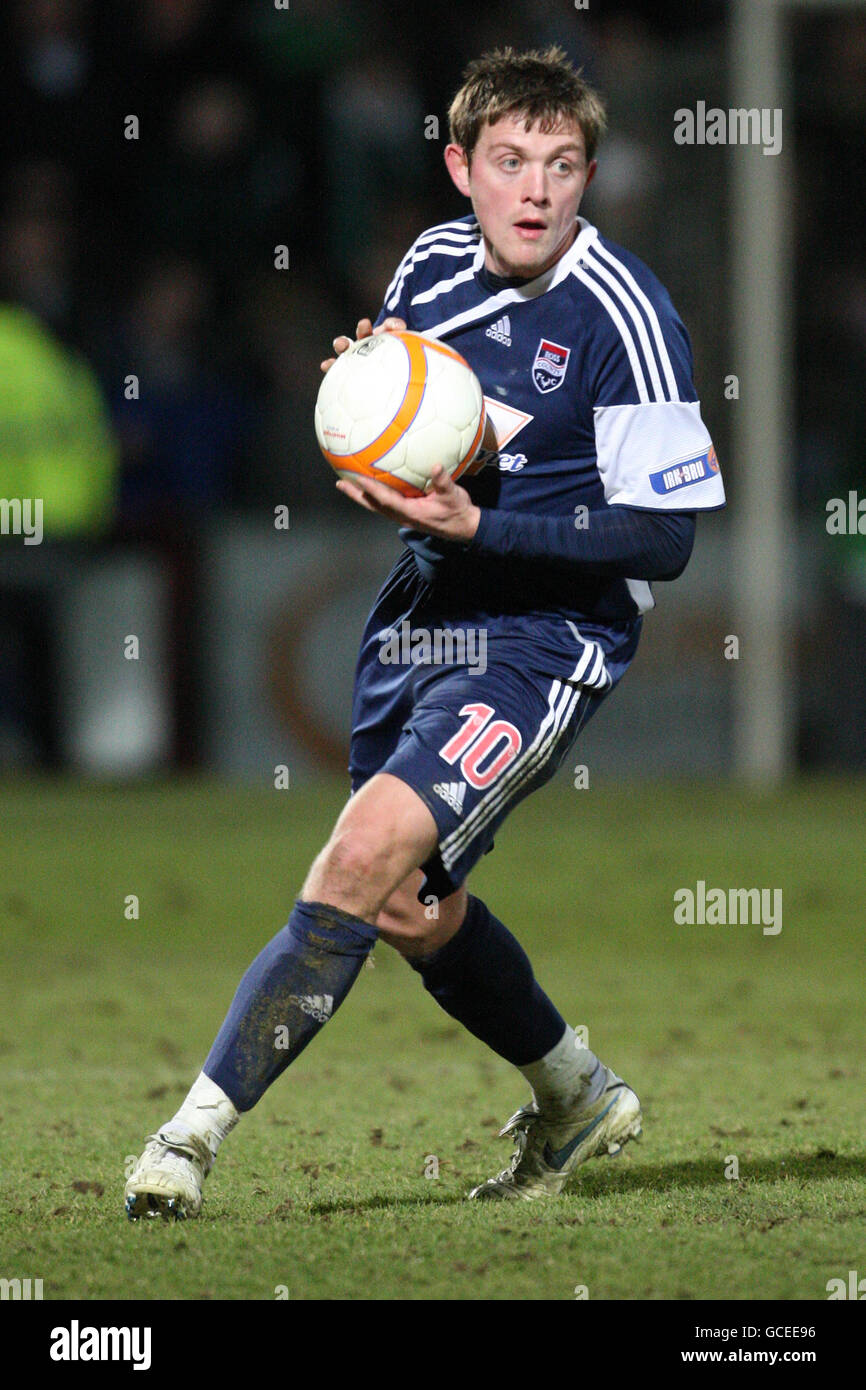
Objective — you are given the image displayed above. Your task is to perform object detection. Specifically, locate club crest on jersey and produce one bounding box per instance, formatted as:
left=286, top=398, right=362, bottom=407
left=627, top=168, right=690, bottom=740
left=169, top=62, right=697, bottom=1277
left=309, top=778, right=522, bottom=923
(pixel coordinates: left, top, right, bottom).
left=531, top=339, right=571, bottom=394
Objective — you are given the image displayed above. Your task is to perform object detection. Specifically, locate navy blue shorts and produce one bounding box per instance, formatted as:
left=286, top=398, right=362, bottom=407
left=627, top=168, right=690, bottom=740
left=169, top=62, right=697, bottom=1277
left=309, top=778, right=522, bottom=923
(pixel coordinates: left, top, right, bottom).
left=349, top=567, right=641, bottom=901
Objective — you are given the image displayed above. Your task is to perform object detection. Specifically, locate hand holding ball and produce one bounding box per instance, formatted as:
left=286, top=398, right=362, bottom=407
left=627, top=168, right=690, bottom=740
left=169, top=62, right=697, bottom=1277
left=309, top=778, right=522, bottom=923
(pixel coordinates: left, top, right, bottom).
left=315, top=330, right=487, bottom=497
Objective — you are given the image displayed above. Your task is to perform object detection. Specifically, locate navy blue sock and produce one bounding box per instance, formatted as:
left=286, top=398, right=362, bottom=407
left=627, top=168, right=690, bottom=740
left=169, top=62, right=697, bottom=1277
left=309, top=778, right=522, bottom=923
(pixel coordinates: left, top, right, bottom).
left=204, top=899, right=377, bottom=1111
left=411, top=894, right=565, bottom=1066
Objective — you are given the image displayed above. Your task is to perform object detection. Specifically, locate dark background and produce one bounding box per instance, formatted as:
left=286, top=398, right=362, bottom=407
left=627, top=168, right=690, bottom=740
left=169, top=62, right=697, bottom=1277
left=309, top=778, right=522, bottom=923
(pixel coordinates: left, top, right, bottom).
left=0, top=0, right=863, bottom=775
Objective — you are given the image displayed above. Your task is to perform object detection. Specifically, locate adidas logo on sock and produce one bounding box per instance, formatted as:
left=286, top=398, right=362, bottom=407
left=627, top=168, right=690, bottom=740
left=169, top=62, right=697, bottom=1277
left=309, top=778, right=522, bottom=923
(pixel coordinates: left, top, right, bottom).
left=288, top=994, right=334, bottom=1023
left=485, top=314, right=512, bottom=346
left=433, top=781, right=466, bottom=815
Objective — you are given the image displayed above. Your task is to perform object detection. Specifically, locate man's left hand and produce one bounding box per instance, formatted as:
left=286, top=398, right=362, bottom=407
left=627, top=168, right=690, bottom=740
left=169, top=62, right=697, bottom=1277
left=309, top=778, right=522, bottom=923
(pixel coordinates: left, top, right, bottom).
left=336, top=464, right=481, bottom=544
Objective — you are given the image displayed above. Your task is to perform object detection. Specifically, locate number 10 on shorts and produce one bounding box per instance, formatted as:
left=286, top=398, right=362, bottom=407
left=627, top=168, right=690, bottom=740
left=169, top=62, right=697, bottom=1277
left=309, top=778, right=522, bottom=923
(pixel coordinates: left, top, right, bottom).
left=438, top=703, right=522, bottom=790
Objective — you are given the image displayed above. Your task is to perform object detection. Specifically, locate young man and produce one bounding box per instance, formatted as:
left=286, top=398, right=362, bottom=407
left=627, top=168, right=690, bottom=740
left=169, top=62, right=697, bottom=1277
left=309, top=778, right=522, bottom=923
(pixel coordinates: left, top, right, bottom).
left=125, top=46, right=725, bottom=1217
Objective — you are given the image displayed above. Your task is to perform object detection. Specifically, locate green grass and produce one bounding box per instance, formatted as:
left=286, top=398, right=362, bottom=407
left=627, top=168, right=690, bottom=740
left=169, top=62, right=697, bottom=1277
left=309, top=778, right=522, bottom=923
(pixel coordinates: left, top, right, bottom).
left=1, top=776, right=864, bottom=1300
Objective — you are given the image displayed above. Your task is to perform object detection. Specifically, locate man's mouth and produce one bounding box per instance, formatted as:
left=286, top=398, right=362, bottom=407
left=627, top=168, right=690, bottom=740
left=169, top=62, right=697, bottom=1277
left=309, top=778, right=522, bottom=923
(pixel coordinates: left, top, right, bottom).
left=513, top=219, right=547, bottom=239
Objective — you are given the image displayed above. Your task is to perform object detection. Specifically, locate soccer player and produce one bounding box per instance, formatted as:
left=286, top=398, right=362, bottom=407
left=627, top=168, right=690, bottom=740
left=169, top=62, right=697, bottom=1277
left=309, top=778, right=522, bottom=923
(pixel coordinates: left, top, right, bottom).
left=125, top=46, right=725, bottom=1217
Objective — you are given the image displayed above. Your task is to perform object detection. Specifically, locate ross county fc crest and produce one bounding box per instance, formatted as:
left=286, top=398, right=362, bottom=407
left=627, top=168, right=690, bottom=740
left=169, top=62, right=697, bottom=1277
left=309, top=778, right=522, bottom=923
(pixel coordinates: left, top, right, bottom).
left=531, top=338, right=571, bottom=394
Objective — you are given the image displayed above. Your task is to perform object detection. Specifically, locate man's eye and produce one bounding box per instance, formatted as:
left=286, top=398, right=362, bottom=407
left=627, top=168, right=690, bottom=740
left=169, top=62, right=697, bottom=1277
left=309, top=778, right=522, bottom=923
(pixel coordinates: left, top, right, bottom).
left=501, top=158, right=520, bottom=170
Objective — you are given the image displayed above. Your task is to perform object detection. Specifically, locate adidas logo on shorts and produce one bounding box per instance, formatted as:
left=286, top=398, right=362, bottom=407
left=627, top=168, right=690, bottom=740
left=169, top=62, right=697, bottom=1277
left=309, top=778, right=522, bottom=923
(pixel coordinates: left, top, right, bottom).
left=485, top=314, right=512, bottom=346
left=433, top=781, right=466, bottom=815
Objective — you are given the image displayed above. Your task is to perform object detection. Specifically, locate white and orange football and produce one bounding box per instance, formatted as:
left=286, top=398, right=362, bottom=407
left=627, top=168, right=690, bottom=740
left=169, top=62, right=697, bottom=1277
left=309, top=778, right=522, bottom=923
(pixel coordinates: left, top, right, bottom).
left=315, top=330, right=487, bottom=497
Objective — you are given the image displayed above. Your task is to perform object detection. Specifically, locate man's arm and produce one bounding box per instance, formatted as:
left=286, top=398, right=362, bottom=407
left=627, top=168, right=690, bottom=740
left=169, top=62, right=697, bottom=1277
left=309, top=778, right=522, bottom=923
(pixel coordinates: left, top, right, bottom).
left=469, top=505, right=696, bottom=581
left=334, top=465, right=694, bottom=580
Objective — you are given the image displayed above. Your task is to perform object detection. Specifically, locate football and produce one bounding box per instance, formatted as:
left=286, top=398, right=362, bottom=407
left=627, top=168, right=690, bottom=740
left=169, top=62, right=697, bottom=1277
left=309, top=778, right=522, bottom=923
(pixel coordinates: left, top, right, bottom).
left=315, top=329, right=487, bottom=496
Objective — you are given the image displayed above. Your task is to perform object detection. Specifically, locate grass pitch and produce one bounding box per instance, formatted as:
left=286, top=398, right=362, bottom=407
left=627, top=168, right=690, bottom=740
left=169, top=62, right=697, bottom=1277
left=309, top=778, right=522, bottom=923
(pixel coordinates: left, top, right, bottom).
left=1, top=775, right=863, bottom=1301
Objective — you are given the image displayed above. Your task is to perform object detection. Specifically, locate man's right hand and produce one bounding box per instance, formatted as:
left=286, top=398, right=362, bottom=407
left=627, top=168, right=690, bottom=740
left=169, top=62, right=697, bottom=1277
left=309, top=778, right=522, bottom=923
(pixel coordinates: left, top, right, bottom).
left=320, top=316, right=408, bottom=373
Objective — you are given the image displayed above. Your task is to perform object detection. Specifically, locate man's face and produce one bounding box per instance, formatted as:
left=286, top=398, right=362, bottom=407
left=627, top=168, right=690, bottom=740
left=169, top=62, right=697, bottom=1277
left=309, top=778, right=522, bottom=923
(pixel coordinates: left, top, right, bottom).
left=445, top=115, right=596, bottom=279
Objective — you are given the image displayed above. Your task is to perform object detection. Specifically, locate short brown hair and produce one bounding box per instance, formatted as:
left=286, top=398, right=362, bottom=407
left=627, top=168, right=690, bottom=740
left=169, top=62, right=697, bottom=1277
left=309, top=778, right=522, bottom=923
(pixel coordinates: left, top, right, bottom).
left=448, top=45, right=607, bottom=166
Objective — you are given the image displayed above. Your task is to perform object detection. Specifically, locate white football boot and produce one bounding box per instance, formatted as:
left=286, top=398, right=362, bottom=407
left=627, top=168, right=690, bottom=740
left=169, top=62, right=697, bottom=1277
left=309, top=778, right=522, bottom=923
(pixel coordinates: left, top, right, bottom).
left=468, top=1066, right=642, bottom=1201
left=124, top=1128, right=212, bottom=1221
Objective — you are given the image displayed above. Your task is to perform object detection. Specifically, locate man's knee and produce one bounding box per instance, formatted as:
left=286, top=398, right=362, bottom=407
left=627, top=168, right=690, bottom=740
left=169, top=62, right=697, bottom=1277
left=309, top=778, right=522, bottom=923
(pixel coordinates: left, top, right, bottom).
left=317, top=827, right=387, bottom=891
left=302, top=774, right=439, bottom=920
left=377, top=876, right=467, bottom=960
left=303, top=827, right=392, bottom=920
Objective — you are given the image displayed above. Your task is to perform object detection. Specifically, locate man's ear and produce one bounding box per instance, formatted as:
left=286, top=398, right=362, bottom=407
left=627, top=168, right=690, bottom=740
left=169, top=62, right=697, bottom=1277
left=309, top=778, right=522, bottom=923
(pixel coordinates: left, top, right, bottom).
left=584, top=158, right=597, bottom=191
left=444, top=143, right=471, bottom=197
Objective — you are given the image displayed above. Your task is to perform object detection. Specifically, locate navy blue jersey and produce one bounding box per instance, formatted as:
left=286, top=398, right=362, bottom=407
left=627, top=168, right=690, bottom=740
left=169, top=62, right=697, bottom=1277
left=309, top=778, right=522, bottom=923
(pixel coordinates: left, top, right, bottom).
left=374, top=214, right=725, bottom=626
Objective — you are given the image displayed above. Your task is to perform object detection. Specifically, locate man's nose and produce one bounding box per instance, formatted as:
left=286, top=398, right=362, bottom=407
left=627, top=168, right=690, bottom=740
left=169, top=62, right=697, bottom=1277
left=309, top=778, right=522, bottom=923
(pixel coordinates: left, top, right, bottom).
left=521, top=167, right=549, bottom=204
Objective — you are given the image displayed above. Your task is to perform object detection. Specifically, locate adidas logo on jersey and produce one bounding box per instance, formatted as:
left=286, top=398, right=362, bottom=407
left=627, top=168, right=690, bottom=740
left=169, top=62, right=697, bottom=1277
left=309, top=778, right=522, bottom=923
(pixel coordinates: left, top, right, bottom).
left=288, top=994, right=334, bottom=1024
left=485, top=315, right=512, bottom=346
left=433, top=781, right=467, bottom=815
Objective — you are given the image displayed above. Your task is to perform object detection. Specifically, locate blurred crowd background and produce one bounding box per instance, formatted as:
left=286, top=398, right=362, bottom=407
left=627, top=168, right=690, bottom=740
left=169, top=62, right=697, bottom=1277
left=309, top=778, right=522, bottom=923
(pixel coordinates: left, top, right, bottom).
left=0, top=0, right=864, bottom=778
